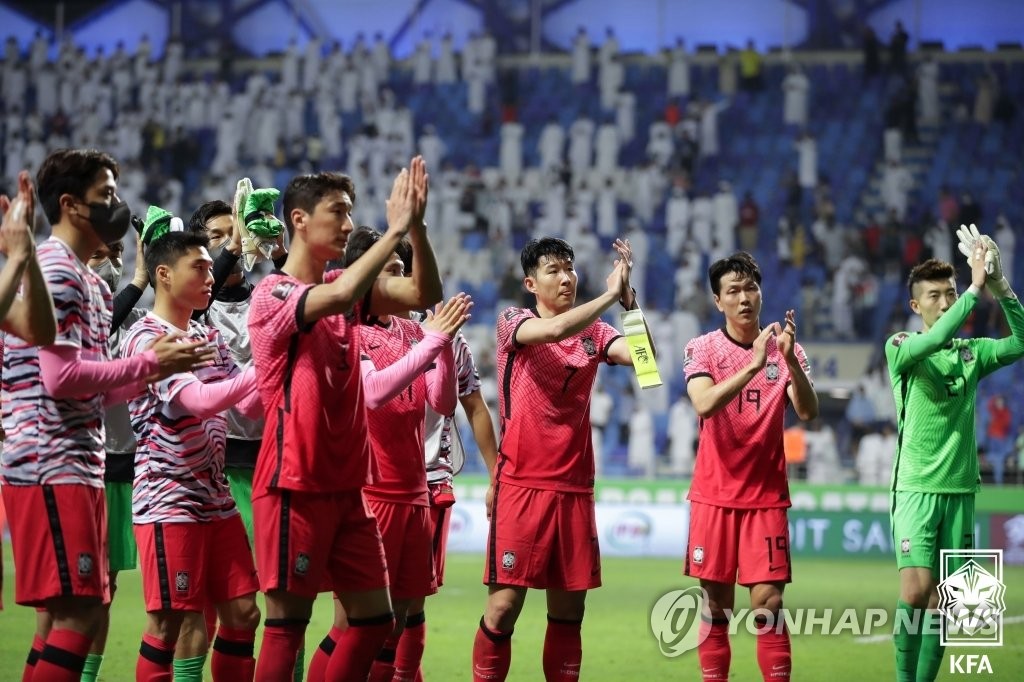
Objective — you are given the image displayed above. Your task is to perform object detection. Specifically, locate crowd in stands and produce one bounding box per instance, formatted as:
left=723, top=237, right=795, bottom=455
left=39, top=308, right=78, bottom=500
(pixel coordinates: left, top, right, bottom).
left=2, top=22, right=1022, bottom=482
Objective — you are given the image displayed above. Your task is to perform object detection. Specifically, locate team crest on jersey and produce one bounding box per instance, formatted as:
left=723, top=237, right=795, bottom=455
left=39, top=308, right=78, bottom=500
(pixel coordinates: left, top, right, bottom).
left=960, top=347, right=975, bottom=363
left=692, top=546, right=705, bottom=564
left=176, top=570, right=190, bottom=592
left=892, top=332, right=909, bottom=347
left=271, top=281, right=296, bottom=301
left=77, top=553, right=94, bottom=577
left=765, top=362, right=780, bottom=382
left=295, top=552, right=310, bottom=576
left=582, top=336, right=597, bottom=356
left=501, top=550, right=516, bottom=571
left=901, top=538, right=911, bottom=555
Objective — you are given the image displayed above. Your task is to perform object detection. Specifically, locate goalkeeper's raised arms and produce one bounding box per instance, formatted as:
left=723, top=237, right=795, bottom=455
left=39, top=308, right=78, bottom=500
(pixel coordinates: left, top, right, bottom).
left=955, top=223, right=1014, bottom=298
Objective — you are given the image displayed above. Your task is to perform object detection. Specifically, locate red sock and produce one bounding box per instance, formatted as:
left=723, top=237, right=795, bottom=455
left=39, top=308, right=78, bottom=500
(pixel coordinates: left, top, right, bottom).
left=32, top=628, right=92, bottom=682
left=755, top=614, right=791, bottom=680
left=22, top=634, right=46, bottom=682
left=542, top=616, right=583, bottom=681
left=327, top=613, right=394, bottom=682
left=255, top=619, right=307, bottom=682
left=212, top=625, right=257, bottom=682
left=136, top=633, right=175, bottom=682
left=367, top=634, right=399, bottom=682
left=306, top=627, right=343, bottom=682
left=697, top=617, right=730, bottom=682
left=394, top=612, right=426, bottom=682
left=472, top=617, right=512, bottom=682
left=205, top=603, right=219, bottom=647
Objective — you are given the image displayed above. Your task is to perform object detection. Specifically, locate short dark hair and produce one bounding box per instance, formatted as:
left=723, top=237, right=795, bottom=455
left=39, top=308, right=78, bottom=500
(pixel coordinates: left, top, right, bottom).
left=145, top=231, right=210, bottom=286
left=189, top=200, right=232, bottom=233
left=708, top=251, right=762, bottom=296
left=36, top=148, right=120, bottom=225
left=342, top=226, right=412, bottom=272
left=282, top=172, right=356, bottom=236
left=520, top=237, right=574, bottom=277
left=907, top=258, right=955, bottom=297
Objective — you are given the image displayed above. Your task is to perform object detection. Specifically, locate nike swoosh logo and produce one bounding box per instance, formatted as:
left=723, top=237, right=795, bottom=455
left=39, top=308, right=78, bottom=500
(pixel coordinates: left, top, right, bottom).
left=368, top=343, right=381, bottom=350
left=769, top=565, right=786, bottom=572
left=772, top=664, right=789, bottom=671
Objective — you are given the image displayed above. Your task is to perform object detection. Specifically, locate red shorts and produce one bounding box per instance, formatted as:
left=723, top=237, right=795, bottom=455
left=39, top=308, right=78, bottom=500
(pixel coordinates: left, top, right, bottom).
left=135, top=514, right=258, bottom=612
left=366, top=499, right=436, bottom=600
left=484, top=482, right=600, bottom=591
left=430, top=504, right=452, bottom=587
left=684, top=502, right=792, bottom=586
left=253, top=489, right=388, bottom=599
left=2, top=484, right=110, bottom=607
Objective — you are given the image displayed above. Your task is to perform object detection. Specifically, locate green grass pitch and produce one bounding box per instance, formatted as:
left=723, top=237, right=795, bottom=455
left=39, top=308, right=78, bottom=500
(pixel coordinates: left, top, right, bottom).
left=2, top=549, right=1022, bottom=679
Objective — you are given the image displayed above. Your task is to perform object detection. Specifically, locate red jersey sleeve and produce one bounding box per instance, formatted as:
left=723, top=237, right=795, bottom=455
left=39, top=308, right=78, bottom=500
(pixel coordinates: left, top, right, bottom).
left=497, top=307, right=532, bottom=352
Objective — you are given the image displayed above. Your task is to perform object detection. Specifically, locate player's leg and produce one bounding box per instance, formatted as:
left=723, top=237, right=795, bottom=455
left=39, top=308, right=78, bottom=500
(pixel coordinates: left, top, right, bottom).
left=135, top=521, right=210, bottom=682
left=209, top=515, right=262, bottom=682
left=474, top=482, right=552, bottom=682
left=253, top=491, right=325, bottom=682
left=307, top=598, right=349, bottom=682
left=24, top=609, right=53, bottom=682
left=86, top=477, right=137, bottom=682
left=738, top=508, right=792, bottom=680
left=369, top=502, right=436, bottom=682
left=326, top=492, right=394, bottom=681
left=891, top=491, right=941, bottom=682
left=685, top=501, right=739, bottom=682
left=6, top=485, right=109, bottom=682
left=540, top=490, right=602, bottom=681
left=914, top=493, right=976, bottom=682
left=395, top=597, right=427, bottom=682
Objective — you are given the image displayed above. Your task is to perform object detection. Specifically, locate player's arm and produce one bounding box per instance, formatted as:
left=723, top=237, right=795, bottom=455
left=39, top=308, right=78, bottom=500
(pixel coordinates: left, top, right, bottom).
left=687, top=324, right=780, bottom=418
left=461, top=389, right=498, bottom=476
left=0, top=172, right=57, bottom=346
left=423, top=296, right=474, bottom=415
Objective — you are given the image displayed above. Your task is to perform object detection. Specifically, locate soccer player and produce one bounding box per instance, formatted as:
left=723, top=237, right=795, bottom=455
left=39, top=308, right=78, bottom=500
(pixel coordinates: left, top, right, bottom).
left=248, top=157, right=443, bottom=681
left=2, top=149, right=210, bottom=682
left=123, top=230, right=264, bottom=682
left=80, top=230, right=150, bottom=682
left=683, top=252, right=818, bottom=682
left=887, top=230, right=1024, bottom=682
left=396, top=318, right=499, bottom=682
left=472, top=236, right=643, bottom=682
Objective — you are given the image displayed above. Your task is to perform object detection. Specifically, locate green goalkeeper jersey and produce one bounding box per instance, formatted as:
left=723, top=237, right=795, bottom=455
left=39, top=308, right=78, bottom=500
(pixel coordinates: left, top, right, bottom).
left=885, top=289, right=1024, bottom=493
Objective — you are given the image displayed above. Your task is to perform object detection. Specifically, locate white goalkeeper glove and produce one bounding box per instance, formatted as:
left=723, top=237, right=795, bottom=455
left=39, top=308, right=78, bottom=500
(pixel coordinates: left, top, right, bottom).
left=956, top=223, right=1013, bottom=298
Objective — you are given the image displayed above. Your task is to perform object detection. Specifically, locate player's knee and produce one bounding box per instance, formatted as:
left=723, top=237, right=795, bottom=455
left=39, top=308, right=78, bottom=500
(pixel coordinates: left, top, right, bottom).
left=146, top=610, right=186, bottom=641
left=485, top=598, right=521, bottom=631
left=222, top=598, right=262, bottom=632
left=755, top=593, right=783, bottom=614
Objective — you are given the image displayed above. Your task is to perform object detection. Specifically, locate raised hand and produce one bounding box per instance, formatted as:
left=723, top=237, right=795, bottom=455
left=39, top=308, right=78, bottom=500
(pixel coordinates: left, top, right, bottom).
left=750, top=322, right=781, bottom=371
left=423, top=293, right=474, bottom=338
left=777, top=309, right=798, bottom=361
left=145, top=333, right=220, bottom=382
left=955, top=223, right=997, bottom=275
left=410, top=156, right=429, bottom=228
left=385, top=166, right=414, bottom=237
left=0, top=170, right=37, bottom=260
left=969, top=239, right=989, bottom=290
left=605, top=259, right=626, bottom=299
left=612, top=237, right=634, bottom=306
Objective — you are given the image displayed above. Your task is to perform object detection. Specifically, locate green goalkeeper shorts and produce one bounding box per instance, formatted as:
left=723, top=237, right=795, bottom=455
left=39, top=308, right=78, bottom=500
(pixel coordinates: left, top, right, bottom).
left=225, top=466, right=255, bottom=543
left=106, top=481, right=137, bottom=572
left=891, top=491, right=975, bottom=578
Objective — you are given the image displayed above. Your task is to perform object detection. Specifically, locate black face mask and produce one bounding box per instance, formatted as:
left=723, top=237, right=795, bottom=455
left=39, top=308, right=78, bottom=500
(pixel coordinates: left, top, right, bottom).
left=83, top=199, right=132, bottom=243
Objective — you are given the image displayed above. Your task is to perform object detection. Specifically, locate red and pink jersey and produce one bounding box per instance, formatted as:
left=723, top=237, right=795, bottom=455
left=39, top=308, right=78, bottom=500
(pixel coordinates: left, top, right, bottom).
left=361, top=316, right=431, bottom=507
left=248, top=270, right=372, bottom=496
left=1, top=237, right=111, bottom=487
left=122, top=314, right=240, bottom=524
left=496, top=307, right=622, bottom=493
left=683, top=328, right=811, bottom=509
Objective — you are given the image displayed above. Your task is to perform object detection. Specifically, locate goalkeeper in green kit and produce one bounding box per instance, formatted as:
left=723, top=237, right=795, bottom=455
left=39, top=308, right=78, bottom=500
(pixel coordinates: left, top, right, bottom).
left=886, top=224, right=1024, bottom=682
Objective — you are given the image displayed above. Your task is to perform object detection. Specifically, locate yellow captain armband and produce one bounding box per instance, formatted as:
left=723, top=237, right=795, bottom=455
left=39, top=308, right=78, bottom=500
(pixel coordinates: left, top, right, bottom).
left=620, top=308, right=662, bottom=389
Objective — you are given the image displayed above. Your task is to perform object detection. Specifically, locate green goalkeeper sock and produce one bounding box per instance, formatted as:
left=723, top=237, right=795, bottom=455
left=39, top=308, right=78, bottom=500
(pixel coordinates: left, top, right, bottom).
left=172, top=654, right=207, bottom=682
left=894, top=600, right=923, bottom=682
left=294, top=644, right=306, bottom=681
left=916, top=610, right=945, bottom=682
left=80, top=653, right=103, bottom=682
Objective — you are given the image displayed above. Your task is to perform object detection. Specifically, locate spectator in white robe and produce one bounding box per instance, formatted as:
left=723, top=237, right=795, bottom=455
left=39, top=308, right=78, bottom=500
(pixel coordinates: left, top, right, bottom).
left=571, top=26, right=591, bottom=85
left=782, top=64, right=810, bottom=126
left=668, top=37, right=690, bottom=97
